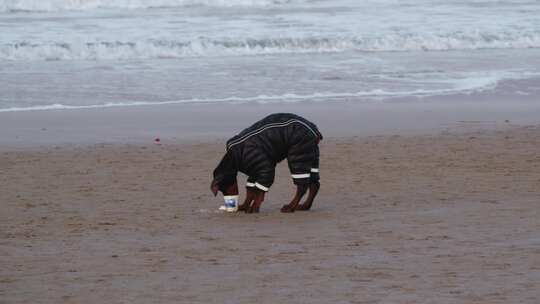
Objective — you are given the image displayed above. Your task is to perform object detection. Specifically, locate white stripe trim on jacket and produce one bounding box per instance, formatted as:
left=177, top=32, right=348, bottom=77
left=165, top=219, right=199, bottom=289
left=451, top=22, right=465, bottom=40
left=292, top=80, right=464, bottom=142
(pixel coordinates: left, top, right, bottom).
left=227, top=119, right=318, bottom=150
left=255, top=183, right=269, bottom=191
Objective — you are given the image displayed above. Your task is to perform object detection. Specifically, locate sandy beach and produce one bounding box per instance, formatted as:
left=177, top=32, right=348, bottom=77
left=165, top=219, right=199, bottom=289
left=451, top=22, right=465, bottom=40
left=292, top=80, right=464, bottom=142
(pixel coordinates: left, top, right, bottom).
left=1, top=108, right=539, bottom=303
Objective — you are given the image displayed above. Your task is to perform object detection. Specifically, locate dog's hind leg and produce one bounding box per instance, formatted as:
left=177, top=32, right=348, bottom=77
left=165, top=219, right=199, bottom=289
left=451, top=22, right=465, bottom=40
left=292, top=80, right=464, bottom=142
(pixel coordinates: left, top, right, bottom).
left=298, top=151, right=320, bottom=211
left=238, top=187, right=256, bottom=212
left=297, top=181, right=320, bottom=211
left=281, top=184, right=308, bottom=213
left=247, top=190, right=265, bottom=213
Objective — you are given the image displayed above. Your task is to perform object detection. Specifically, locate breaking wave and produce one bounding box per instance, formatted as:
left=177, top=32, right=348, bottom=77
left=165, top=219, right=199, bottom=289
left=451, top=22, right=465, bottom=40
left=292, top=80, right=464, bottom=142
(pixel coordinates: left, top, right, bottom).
left=2, top=70, right=536, bottom=112
left=0, top=0, right=295, bottom=12
left=2, top=32, right=540, bottom=61
left=0, top=75, right=506, bottom=112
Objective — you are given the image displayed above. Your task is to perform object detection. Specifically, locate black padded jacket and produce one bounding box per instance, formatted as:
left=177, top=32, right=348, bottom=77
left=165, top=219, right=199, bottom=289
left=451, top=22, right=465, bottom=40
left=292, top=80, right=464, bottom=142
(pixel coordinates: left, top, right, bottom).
left=213, top=113, right=322, bottom=192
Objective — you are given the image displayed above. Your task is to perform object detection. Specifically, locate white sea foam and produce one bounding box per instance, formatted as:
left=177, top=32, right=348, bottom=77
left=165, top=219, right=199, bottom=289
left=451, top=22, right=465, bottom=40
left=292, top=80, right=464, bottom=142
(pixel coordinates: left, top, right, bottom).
left=2, top=32, right=540, bottom=61
left=0, top=0, right=294, bottom=12
left=0, top=73, right=514, bottom=112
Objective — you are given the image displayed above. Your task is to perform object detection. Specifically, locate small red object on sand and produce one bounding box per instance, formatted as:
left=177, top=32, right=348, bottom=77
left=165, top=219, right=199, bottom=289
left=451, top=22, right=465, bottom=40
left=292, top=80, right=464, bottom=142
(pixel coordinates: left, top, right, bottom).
left=154, top=138, right=161, bottom=145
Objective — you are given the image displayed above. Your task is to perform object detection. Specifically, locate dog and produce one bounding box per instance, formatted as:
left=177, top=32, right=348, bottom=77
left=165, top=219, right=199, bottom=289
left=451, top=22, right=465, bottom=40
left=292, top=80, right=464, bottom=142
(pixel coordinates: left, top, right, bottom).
left=211, top=113, right=322, bottom=213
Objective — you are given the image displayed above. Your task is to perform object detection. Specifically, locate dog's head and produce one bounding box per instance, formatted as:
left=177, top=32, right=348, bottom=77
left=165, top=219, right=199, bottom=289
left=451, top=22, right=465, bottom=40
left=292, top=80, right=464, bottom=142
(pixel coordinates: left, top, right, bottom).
left=211, top=151, right=238, bottom=196
left=210, top=174, right=238, bottom=196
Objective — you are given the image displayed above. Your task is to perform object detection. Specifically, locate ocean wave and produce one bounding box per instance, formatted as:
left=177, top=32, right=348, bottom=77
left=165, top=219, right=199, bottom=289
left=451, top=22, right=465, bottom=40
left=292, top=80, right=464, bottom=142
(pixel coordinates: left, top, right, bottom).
left=0, top=0, right=295, bottom=12
left=1, top=33, right=540, bottom=61
left=0, top=77, right=504, bottom=113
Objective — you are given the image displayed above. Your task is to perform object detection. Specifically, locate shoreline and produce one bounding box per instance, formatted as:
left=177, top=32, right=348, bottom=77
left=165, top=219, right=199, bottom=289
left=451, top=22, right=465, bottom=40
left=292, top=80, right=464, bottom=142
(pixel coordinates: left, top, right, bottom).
left=1, top=98, right=540, bottom=151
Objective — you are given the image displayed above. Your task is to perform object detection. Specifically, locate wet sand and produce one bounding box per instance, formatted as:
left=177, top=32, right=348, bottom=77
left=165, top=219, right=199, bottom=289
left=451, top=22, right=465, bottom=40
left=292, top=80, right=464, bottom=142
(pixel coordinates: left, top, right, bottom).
left=1, top=122, right=539, bottom=303
left=2, top=99, right=540, bottom=149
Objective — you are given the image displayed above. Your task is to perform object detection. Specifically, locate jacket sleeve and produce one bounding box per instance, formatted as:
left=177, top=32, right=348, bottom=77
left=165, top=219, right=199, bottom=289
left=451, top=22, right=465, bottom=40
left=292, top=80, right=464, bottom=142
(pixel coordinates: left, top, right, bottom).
left=243, top=145, right=275, bottom=192
left=252, top=166, right=275, bottom=192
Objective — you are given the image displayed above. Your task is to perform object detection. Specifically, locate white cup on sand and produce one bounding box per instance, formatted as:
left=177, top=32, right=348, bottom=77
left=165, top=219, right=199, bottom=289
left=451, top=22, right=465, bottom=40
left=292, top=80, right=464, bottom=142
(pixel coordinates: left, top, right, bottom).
left=220, top=195, right=239, bottom=212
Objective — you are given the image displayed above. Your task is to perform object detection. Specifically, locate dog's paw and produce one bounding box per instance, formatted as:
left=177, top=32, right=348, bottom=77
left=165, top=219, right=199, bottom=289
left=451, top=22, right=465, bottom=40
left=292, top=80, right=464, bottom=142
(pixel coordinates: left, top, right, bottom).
left=246, top=207, right=259, bottom=213
left=297, top=204, right=311, bottom=211
left=280, top=205, right=295, bottom=213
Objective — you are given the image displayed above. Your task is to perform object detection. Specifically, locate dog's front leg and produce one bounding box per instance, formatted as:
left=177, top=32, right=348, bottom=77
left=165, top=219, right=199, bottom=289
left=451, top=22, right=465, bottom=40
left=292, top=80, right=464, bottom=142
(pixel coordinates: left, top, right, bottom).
left=238, top=187, right=256, bottom=212
left=247, top=190, right=265, bottom=213
left=297, top=181, right=320, bottom=211
left=281, top=184, right=308, bottom=213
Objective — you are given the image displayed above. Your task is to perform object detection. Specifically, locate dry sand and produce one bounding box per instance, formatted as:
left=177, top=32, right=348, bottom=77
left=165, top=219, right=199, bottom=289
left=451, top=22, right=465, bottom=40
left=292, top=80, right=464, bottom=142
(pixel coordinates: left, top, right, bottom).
left=1, top=125, right=540, bottom=303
